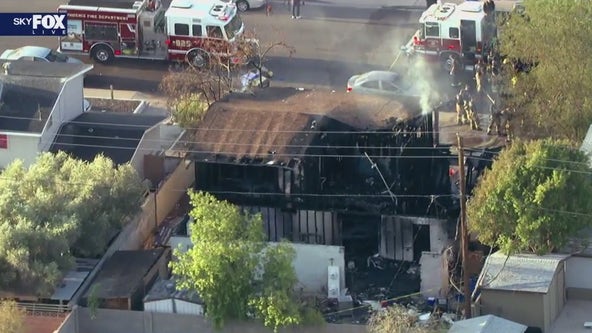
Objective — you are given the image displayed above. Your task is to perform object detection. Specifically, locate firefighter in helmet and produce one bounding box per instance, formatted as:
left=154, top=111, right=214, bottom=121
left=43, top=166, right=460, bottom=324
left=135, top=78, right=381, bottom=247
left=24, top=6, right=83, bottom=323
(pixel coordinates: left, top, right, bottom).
left=462, top=85, right=482, bottom=131
left=475, top=59, right=486, bottom=94
left=501, top=107, right=515, bottom=142
left=455, top=91, right=468, bottom=125
left=487, top=96, right=503, bottom=135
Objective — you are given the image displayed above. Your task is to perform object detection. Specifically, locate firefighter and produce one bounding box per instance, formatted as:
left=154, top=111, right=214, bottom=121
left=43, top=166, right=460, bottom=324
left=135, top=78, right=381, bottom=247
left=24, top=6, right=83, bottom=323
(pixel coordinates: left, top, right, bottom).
left=450, top=55, right=462, bottom=87
left=461, top=86, right=481, bottom=131
left=487, top=98, right=503, bottom=135
left=465, top=98, right=482, bottom=131
left=455, top=91, right=468, bottom=125
left=484, top=0, right=496, bottom=17
left=475, top=59, right=485, bottom=93
left=501, top=108, right=514, bottom=142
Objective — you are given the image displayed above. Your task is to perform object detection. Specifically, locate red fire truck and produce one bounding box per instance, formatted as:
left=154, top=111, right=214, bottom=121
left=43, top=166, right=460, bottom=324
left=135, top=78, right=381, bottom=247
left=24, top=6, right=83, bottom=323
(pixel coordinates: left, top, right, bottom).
left=402, top=1, right=522, bottom=71
left=57, top=0, right=249, bottom=68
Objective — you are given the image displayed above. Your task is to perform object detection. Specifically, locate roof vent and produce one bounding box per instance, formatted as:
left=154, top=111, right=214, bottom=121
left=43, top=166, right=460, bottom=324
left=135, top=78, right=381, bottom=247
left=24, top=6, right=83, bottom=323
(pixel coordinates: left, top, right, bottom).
left=210, top=4, right=224, bottom=15
left=3, top=62, right=12, bottom=75
left=165, top=282, right=175, bottom=293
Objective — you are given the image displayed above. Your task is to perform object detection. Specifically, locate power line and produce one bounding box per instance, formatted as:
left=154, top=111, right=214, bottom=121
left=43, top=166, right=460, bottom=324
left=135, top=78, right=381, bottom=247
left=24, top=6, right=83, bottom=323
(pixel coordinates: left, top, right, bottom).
left=42, top=139, right=592, bottom=177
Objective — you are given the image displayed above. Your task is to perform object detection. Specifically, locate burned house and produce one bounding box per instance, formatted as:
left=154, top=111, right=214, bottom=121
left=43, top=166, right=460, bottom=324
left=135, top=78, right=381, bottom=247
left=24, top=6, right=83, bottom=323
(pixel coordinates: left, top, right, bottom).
left=169, top=88, right=456, bottom=265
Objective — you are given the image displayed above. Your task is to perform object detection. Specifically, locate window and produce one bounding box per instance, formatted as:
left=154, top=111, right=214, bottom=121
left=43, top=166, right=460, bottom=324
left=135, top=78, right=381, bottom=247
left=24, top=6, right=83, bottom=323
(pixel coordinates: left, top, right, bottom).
left=45, top=50, right=68, bottom=62
left=174, top=23, right=189, bottom=36
left=382, top=81, right=400, bottom=92
left=84, top=23, right=118, bottom=40
left=223, top=14, right=243, bottom=40
left=192, top=24, right=202, bottom=37
left=0, top=134, right=8, bottom=149
left=449, top=27, right=459, bottom=38
left=361, top=81, right=379, bottom=89
left=206, top=26, right=223, bottom=39
left=425, top=23, right=440, bottom=37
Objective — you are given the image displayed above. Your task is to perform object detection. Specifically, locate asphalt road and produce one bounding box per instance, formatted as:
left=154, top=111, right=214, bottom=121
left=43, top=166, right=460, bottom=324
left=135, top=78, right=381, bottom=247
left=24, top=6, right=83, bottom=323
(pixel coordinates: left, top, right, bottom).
left=0, top=0, right=424, bottom=93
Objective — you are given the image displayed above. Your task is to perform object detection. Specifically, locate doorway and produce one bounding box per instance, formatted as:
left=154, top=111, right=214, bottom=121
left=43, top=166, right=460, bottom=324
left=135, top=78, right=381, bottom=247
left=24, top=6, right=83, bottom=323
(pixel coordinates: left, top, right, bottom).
left=412, top=224, right=431, bottom=262
left=460, top=20, right=477, bottom=53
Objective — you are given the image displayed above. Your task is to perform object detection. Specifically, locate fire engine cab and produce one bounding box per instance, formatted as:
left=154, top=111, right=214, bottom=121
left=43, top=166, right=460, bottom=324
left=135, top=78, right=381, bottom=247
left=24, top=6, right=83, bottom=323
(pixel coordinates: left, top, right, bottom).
left=403, top=1, right=497, bottom=71
left=57, top=0, right=247, bottom=68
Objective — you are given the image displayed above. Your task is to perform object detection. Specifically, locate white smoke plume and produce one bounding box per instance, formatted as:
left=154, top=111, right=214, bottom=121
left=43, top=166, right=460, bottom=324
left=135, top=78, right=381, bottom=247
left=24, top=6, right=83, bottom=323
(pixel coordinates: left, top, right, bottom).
left=405, top=56, right=442, bottom=114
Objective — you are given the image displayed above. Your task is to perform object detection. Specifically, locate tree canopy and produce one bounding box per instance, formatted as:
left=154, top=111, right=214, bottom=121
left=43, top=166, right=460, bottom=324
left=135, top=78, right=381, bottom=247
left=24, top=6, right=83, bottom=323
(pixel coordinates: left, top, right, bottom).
left=170, top=191, right=315, bottom=332
left=499, top=0, right=592, bottom=141
left=0, top=152, right=145, bottom=296
left=467, top=139, right=592, bottom=254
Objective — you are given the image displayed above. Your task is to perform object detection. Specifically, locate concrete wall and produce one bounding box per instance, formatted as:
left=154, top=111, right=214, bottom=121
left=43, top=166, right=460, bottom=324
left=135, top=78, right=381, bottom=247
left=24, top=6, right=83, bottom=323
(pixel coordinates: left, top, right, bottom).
left=544, top=263, right=565, bottom=333
left=169, top=239, right=345, bottom=296
left=58, top=307, right=367, bottom=333
left=130, top=123, right=182, bottom=179
left=39, top=75, right=85, bottom=152
left=285, top=243, right=345, bottom=295
left=0, top=133, right=39, bottom=168
left=55, top=312, right=76, bottom=333
left=479, top=289, right=544, bottom=331
left=419, top=251, right=448, bottom=298
left=565, top=256, right=592, bottom=290
left=69, top=160, right=195, bottom=306
left=565, top=256, right=592, bottom=301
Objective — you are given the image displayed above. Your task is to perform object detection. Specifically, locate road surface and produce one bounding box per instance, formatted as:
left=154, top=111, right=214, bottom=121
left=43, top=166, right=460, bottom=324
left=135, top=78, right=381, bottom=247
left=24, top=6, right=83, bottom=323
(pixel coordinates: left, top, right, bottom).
left=0, top=0, right=423, bottom=93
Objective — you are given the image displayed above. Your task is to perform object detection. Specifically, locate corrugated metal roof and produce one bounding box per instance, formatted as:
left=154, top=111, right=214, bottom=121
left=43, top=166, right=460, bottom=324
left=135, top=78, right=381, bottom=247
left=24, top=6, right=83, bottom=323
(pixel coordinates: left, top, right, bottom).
left=144, top=278, right=202, bottom=304
left=449, top=315, right=527, bottom=333
left=479, top=251, right=569, bottom=293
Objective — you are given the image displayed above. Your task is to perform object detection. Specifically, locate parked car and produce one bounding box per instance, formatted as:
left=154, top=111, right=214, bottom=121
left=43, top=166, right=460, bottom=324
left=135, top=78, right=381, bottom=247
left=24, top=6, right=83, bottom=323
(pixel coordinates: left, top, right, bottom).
left=346, top=71, right=415, bottom=97
left=0, top=46, right=83, bottom=64
left=235, top=0, right=266, bottom=12
left=214, top=0, right=266, bottom=12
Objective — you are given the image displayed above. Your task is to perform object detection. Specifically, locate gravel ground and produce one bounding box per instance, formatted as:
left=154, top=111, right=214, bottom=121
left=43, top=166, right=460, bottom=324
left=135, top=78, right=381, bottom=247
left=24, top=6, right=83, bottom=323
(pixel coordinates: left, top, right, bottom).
left=87, top=98, right=141, bottom=113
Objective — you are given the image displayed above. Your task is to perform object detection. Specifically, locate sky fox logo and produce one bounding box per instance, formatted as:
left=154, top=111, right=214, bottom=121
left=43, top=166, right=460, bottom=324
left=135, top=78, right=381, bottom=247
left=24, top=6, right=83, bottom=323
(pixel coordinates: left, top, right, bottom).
left=12, top=14, right=67, bottom=35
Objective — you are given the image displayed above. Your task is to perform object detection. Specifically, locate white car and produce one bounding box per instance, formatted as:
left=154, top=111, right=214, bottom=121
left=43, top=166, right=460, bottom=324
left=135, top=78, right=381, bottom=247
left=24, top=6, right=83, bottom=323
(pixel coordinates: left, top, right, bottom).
left=235, top=0, right=266, bottom=11
left=347, top=71, right=413, bottom=97
left=0, top=46, right=83, bottom=64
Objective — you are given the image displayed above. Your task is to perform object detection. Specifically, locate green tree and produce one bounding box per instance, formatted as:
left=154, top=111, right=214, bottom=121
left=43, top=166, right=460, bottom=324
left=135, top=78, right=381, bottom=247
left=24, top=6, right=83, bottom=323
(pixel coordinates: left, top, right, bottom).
left=0, top=152, right=145, bottom=296
left=368, top=304, right=444, bottom=333
left=467, top=139, right=592, bottom=254
left=0, top=300, right=25, bottom=333
left=499, top=0, right=592, bottom=141
left=171, top=93, right=209, bottom=128
left=170, top=191, right=311, bottom=332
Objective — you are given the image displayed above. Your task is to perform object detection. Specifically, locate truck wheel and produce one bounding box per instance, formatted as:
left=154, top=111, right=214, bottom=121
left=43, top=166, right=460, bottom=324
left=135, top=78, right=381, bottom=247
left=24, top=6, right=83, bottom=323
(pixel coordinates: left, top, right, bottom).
left=91, top=45, right=114, bottom=64
left=187, top=50, right=209, bottom=69
left=236, top=0, right=249, bottom=12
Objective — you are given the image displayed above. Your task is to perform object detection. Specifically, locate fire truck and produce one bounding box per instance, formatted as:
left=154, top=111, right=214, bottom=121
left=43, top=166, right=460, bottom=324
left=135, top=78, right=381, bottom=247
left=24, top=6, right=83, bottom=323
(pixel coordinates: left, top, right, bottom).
left=57, top=0, right=249, bottom=68
left=402, top=1, right=522, bottom=71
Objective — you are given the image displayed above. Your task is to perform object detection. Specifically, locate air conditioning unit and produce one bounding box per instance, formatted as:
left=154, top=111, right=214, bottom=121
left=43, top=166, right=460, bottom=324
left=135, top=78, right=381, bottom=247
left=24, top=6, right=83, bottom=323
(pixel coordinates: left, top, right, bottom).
left=327, top=266, right=340, bottom=299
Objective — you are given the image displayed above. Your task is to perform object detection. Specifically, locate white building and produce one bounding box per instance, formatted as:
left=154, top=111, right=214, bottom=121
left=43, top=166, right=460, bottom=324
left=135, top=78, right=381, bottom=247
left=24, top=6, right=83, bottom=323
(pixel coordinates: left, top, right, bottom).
left=0, top=60, right=93, bottom=168
left=144, top=278, right=204, bottom=315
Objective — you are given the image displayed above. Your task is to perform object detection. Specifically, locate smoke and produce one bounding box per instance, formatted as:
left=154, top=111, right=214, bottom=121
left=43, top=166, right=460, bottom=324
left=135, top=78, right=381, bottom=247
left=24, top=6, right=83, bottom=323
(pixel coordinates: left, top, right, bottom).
left=406, top=56, right=442, bottom=115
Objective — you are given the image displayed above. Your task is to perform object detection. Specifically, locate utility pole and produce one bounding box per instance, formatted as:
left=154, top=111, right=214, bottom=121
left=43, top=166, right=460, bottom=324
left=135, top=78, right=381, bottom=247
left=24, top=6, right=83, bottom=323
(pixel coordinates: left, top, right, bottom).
left=457, top=134, right=472, bottom=319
